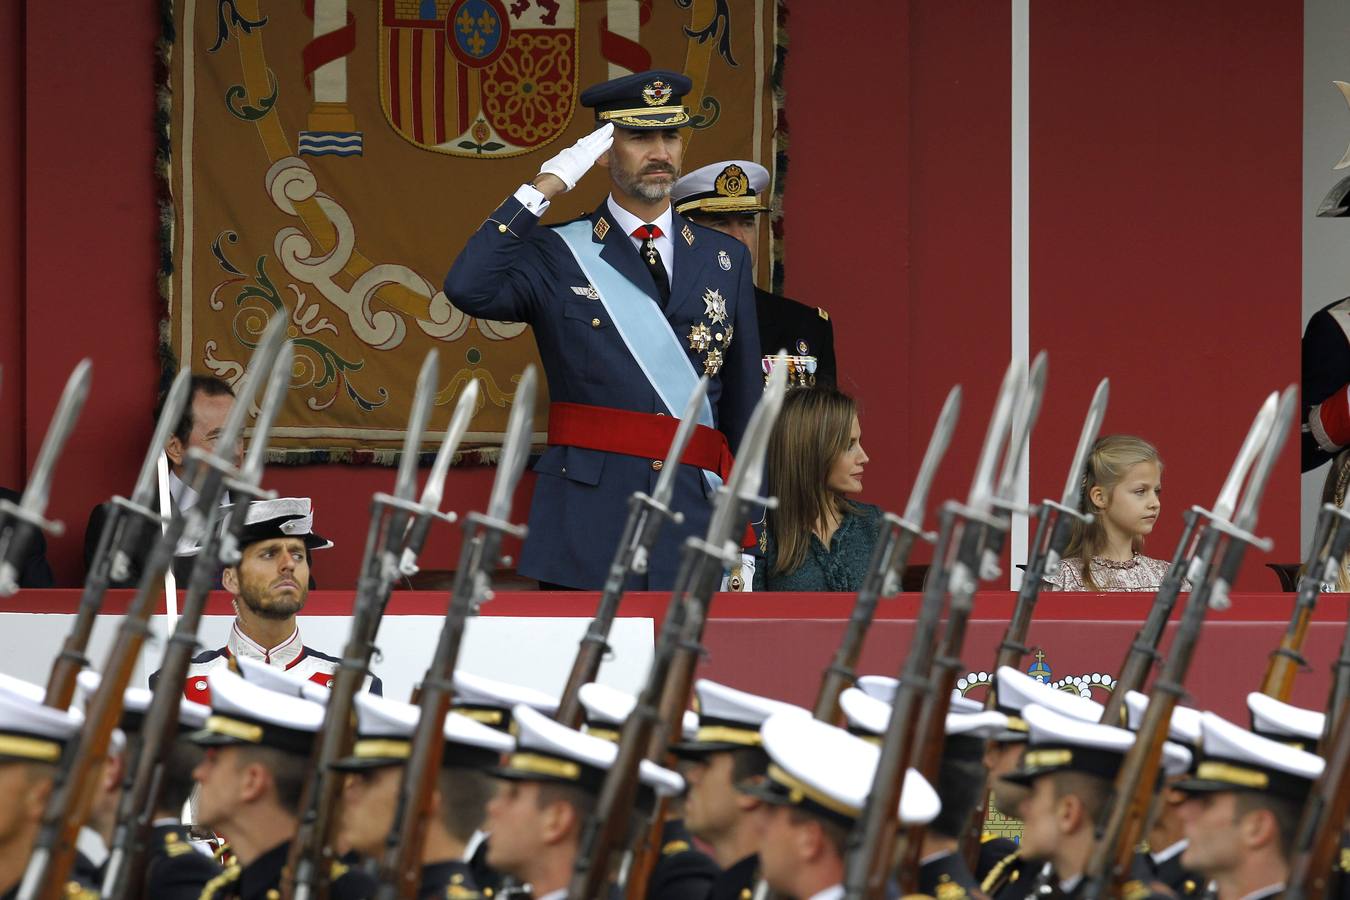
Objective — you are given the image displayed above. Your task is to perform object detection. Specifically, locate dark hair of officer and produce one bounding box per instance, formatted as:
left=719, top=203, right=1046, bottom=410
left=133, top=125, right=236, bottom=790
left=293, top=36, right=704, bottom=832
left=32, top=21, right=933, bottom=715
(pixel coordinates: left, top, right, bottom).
left=157, top=374, right=235, bottom=445
left=437, top=767, right=497, bottom=843
left=930, top=755, right=988, bottom=838
left=764, top=388, right=862, bottom=576
left=1232, top=792, right=1302, bottom=860
left=232, top=744, right=309, bottom=815
left=786, top=807, right=848, bottom=859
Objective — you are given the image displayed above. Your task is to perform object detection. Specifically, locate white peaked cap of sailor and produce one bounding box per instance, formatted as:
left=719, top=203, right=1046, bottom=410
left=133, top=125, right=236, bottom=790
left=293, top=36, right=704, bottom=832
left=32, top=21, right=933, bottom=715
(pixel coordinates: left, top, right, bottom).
left=576, top=682, right=701, bottom=741
left=0, top=671, right=47, bottom=703
left=191, top=667, right=325, bottom=753
left=502, top=704, right=683, bottom=797
left=996, top=666, right=1105, bottom=721
left=855, top=675, right=980, bottom=714
left=75, top=668, right=210, bottom=731
left=838, top=687, right=1008, bottom=739
left=1246, top=692, right=1325, bottom=743
left=1123, top=690, right=1202, bottom=746
left=754, top=712, right=940, bottom=826
left=0, top=678, right=84, bottom=763
left=351, top=690, right=513, bottom=752
left=694, top=679, right=809, bottom=725
left=1200, top=711, right=1324, bottom=779
left=670, top=160, right=771, bottom=210
left=1018, top=703, right=1192, bottom=778
left=453, top=671, right=560, bottom=715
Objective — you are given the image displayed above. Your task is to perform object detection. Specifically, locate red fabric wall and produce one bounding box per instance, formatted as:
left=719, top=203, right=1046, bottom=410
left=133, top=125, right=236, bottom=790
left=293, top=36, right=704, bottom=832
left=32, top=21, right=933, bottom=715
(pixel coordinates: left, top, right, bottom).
left=0, top=2, right=1302, bottom=589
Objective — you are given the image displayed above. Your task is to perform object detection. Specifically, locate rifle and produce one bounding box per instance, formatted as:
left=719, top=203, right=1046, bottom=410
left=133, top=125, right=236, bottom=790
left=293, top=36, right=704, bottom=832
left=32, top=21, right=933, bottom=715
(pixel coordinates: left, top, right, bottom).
left=43, top=370, right=194, bottom=711
left=1331, top=599, right=1350, bottom=740
left=1258, top=489, right=1350, bottom=701
left=811, top=385, right=960, bottom=725
left=1285, top=691, right=1350, bottom=900
left=375, top=366, right=538, bottom=900
left=1081, top=386, right=1295, bottom=897
left=20, top=317, right=287, bottom=900
left=1098, top=388, right=1280, bottom=728
left=284, top=355, right=479, bottom=900
left=893, top=356, right=1046, bottom=894
left=101, top=333, right=295, bottom=900
left=0, top=359, right=93, bottom=595
left=958, top=377, right=1108, bottom=869
left=555, top=378, right=710, bottom=730
left=566, top=364, right=788, bottom=900
left=841, top=357, right=1023, bottom=900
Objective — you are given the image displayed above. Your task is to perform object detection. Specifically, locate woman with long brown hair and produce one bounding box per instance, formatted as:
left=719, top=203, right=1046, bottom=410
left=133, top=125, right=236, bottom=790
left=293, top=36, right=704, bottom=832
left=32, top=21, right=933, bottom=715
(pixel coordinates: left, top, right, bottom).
left=753, top=388, right=880, bottom=591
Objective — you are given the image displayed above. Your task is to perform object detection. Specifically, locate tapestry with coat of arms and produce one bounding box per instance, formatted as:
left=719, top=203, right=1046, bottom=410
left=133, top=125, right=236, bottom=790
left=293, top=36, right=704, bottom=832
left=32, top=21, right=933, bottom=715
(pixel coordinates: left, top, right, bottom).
left=164, top=0, right=784, bottom=463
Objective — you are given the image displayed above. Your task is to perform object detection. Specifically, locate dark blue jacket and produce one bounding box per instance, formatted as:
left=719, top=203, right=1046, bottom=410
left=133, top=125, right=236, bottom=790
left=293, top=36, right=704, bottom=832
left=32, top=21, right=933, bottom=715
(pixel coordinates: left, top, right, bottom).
left=445, top=195, right=762, bottom=589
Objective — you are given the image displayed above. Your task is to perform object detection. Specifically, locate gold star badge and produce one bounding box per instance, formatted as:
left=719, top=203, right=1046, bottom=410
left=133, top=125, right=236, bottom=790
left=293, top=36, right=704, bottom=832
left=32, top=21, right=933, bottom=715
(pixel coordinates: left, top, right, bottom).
left=687, top=322, right=712, bottom=352
left=703, top=347, right=724, bottom=375
left=702, top=288, right=728, bottom=325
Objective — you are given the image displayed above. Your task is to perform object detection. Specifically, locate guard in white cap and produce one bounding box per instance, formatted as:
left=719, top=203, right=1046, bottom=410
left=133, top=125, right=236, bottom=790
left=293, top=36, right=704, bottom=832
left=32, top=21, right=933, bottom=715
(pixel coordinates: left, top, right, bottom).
left=1174, top=711, right=1326, bottom=900
left=453, top=670, right=560, bottom=732
left=330, top=691, right=511, bottom=899
left=666, top=679, right=808, bottom=900
left=75, top=669, right=217, bottom=899
left=997, top=703, right=1188, bottom=900
left=1122, top=690, right=1205, bottom=897
left=840, top=686, right=1007, bottom=897
left=152, top=498, right=381, bottom=707
left=577, top=681, right=720, bottom=900
left=738, top=711, right=939, bottom=899
left=483, top=704, right=683, bottom=900
left=1246, top=691, right=1326, bottom=755
left=188, top=668, right=375, bottom=899
left=0, top=678, right=93, bottom=898
left=671, top=159, right=837, bottom=389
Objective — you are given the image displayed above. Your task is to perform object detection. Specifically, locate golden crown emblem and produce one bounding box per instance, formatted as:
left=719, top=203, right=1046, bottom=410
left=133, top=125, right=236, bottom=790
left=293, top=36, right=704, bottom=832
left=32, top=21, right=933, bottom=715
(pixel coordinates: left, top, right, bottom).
left=715, top=164, right=749, bottom=198
left=642, top=81, right=673, bottom=106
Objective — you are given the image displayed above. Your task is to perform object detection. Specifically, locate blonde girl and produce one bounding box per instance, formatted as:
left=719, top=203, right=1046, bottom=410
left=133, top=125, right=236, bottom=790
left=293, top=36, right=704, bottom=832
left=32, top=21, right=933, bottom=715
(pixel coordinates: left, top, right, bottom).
left=1049, top=434, right=1185, bottom=592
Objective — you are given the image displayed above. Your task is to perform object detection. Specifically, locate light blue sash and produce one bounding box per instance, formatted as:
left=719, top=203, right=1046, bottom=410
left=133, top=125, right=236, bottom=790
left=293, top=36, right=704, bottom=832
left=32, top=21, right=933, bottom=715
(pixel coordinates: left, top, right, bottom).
left=555, top=221, right=721, bottom=491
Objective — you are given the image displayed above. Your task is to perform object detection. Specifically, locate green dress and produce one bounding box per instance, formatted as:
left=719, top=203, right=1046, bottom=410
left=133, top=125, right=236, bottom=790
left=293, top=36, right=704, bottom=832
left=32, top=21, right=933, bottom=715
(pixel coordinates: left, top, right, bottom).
left=753, top=502, right=883, bottom=592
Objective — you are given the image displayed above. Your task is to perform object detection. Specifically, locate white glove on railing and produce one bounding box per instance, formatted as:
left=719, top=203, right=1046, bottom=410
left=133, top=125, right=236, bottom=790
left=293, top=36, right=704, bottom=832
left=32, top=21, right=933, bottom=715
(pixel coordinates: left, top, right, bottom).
left=537, top=123, right=614, bottom=191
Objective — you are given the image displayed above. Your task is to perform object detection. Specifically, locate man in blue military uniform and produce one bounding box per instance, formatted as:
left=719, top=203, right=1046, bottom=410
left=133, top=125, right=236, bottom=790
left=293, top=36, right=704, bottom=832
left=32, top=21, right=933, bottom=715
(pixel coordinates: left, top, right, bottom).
left=444, top=69, right=762, bottom=591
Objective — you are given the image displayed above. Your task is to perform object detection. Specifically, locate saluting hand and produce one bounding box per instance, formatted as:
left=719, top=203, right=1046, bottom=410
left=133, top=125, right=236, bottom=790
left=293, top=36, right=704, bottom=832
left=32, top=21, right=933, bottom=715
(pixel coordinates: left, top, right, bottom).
left=532, top=122, right=614, bottom=199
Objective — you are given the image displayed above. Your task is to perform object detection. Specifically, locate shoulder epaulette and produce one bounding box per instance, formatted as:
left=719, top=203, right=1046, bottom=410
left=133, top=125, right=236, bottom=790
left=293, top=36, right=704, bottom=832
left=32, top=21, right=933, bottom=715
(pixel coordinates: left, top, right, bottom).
left=816, top=307, right=829, bottom=320
left=1121, top=880, right=1153, bottom=900
left=1340, top=846, right=1350, bottom=872
left=61, top=883, right=98, bottom=900
left=980, top=850, right=1021, bottom=895
left=661, top=839, right=691, bottom=856
left=199, top=864, right=241, bottom=900
left=445, top=886, right=483, bottom=899
left=163, top=829, right=195, bottom=857
left=330, top=859, right=350, bottom=880
left=934, top=874, right=969, bottom=899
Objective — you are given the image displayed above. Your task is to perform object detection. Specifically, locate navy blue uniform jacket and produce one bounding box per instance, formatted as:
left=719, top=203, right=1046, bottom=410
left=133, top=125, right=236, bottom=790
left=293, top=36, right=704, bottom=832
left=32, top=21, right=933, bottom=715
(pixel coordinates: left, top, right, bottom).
left=445, top=195, right=762, bottom=589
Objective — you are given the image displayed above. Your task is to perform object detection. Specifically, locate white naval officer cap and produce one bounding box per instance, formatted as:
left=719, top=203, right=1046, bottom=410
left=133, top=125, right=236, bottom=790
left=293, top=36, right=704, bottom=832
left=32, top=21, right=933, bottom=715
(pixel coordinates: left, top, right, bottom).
left=0, top=675, right=84, bottom=764
left=992, top=665, right=1106, bottom=741
left=855, top=674, right=984, bottom=714
left=671, top=160, right=771, bottom=216
left=331, top=690, right=512, bottom=772
left=75, top=668, right=210, bottom=734
left=188, top=667, right=325, bottom=755
left=1174, top=711, right=1324, bottom=802
left=491, top=704, right=683, bottom=798
left=1123, top=690, right=1203, bottom=748
left=575, top=681, right=699, bottom=745
left=668, top=679, right=808, bottom=758
left=1246, top=692, right=1325, bottom=754
left=738, top=712, right=940, bottom=829
left=451, top=670, right=559, bottom=732
left=1003, top=703, right=1191, bottom=787
left=838, top=687, right=1008, bottom=761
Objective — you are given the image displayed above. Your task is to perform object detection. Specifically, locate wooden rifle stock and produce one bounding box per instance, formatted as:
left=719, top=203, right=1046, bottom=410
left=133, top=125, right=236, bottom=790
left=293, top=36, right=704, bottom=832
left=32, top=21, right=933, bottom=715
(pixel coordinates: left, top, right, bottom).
left=1284, top=693, right=1350, bottom=900
left=1330, top=608, right=1350, bottom=739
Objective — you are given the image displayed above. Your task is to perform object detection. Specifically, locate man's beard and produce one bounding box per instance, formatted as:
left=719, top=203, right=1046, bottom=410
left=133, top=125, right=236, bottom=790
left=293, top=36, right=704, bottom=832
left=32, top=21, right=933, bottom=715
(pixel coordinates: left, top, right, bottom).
left=612, top=157, right=679, bottom=202
left=237, top=579, right=306, bottom=620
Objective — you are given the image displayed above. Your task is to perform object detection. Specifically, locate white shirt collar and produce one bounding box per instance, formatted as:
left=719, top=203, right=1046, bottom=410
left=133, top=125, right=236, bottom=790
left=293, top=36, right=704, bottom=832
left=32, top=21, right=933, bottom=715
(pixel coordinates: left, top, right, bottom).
left=806, top=887, right=844, bottom=900
left=1150, top=838, right=1188, bottom=865
left=227, top=619, right=303, bottom=667
left=534, top=891, right=567, bottom=900
left=77, top=825, right=108, bottom=869
left=1058, top=873, right=1083, bottom=894
left=462, top=829, right=487, bottom=863
left=1240, top=885, right=1285, bottom=900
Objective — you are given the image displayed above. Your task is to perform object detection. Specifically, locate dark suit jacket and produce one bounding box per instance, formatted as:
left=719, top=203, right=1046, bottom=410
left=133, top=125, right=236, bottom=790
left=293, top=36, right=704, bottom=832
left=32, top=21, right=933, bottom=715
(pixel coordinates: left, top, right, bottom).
left=645, top=818, right=718, bottom=900
left=445, top=196, right=762, bottom=590
left=754, top=287, right=837, bottom=389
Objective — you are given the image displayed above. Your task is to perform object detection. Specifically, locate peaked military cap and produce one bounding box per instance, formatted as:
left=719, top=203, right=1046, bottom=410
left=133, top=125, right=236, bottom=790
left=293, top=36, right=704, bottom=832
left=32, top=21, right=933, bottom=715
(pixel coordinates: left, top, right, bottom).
left=1123, top=690, right=1203, bottom=749
left=579, top=69, right=692, bottom=130
left=451, top=670, right=558, bottom=732
left=332, top=690, right=512, bottom=772
left=838, top=687, right=1008, bottom=761
left=855, top=674, right=983, bottom=714
left=1174, top=711, right=1325, bottom=802
left=188, top=667, right=325, bottom=755
left=738, top=712, right=940, bottom=830
left=669, top=679, right=808, bottom=757
left=672, top=160, right=771, bottom=216
left=0, top=676, right=84, bottom=764
left=75, top=668, right=209, bottom=734
left=1002, top=703, right=1191, bottom=786
left=183, top=496, right=333, bottom=556
left=491, top=704, right=683, bottom=797
left=992, top=665, right=1105, bottom=741
left=575, top=681, right=698, bottom=745
left=1246, top=692, right=1325, bottom=754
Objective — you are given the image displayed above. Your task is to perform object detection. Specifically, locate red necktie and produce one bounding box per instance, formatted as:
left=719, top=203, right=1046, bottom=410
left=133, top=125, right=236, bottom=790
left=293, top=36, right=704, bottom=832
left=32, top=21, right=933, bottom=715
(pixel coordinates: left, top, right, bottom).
left=631, top=224, right=670, bottom=305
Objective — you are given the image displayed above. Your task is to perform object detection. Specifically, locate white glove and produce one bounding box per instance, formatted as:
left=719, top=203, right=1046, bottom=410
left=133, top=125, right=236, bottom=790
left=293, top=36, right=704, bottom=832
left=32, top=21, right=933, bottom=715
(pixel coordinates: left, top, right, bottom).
left=537, top=123, right=614, bottom=191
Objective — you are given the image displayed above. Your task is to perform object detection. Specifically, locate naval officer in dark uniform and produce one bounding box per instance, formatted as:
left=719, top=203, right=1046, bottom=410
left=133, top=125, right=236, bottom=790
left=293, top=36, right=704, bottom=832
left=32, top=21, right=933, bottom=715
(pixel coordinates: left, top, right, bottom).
left=671, top=160, right=837, bottom=390
left=443, top=70, right=762, bottom=592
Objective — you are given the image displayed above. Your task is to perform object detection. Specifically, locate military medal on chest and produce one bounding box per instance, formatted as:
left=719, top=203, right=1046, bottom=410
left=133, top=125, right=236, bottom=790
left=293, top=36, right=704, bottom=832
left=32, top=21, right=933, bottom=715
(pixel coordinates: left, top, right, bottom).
left=688, top=288, right=733, bottom=376
left=702, top=288, right=728, bottom=324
